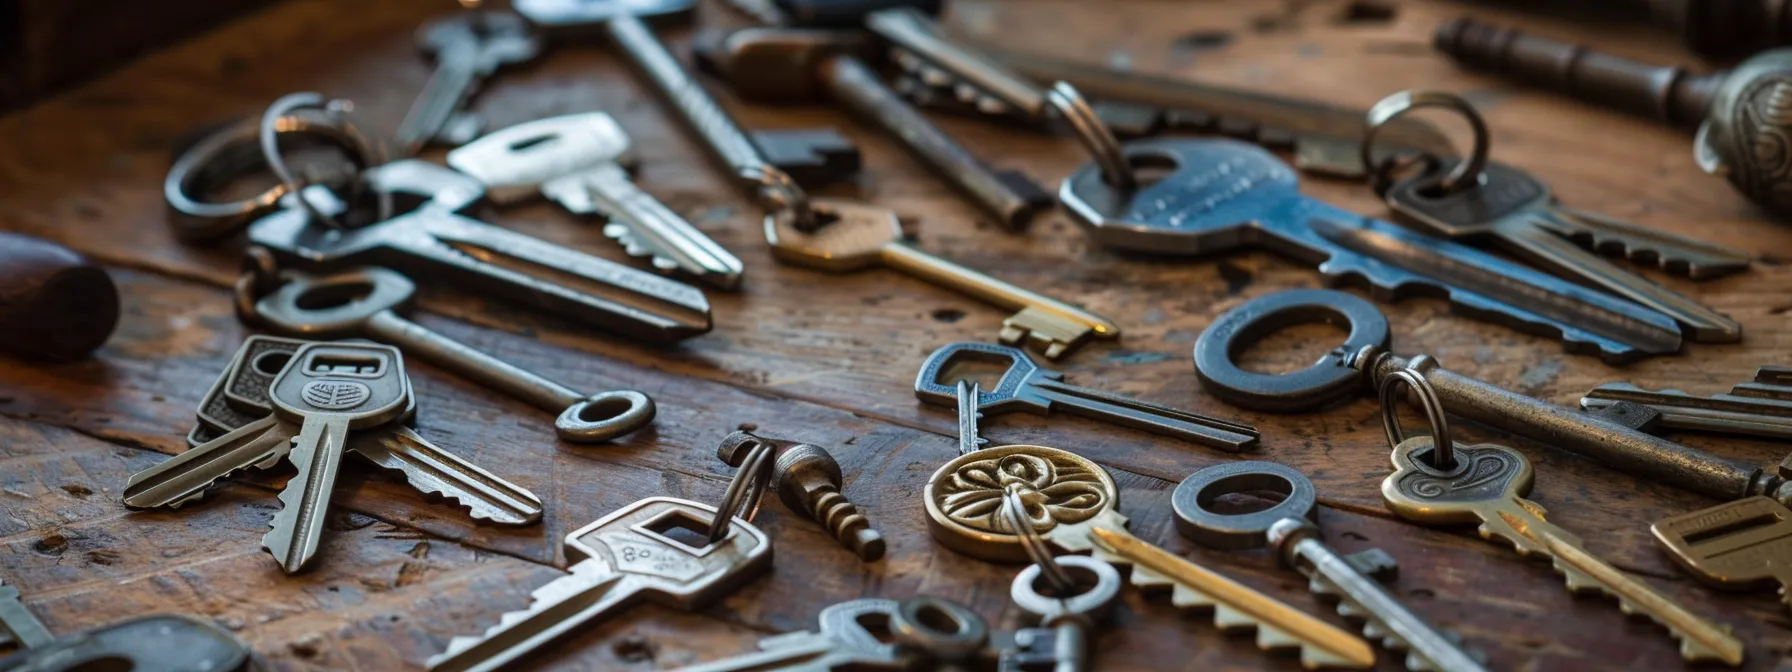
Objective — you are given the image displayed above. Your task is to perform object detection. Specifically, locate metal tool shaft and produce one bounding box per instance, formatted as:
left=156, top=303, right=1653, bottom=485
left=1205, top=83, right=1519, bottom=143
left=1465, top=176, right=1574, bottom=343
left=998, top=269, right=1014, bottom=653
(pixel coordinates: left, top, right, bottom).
left=367, top=311, right=582, bottom=413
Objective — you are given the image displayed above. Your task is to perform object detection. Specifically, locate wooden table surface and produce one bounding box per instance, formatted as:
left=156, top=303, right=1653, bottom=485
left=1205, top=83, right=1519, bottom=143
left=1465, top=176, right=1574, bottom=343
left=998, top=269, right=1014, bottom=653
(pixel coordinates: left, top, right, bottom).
left=2, top=0, right=1790, bottom=669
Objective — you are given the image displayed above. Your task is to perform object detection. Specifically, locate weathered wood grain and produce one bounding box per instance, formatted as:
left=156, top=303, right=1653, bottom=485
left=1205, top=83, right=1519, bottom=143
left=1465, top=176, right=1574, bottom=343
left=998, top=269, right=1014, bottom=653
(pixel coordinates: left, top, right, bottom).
left=1, top=0, right=1791, bottom=669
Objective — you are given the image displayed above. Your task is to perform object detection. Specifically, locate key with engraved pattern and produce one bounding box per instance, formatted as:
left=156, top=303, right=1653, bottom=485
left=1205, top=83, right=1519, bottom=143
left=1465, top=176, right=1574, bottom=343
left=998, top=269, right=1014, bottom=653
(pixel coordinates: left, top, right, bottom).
left=1061, top=138, right=1684, bottom=363
left=1383, top=158, right=1745, bottom=343
left=1382, top=437, right=1746, bottom=665
left=428, top=497, right=772, bottom=672
left=766, top=202, right=1118, bottom=359
left=1653, top=496, right=1792, bottom=610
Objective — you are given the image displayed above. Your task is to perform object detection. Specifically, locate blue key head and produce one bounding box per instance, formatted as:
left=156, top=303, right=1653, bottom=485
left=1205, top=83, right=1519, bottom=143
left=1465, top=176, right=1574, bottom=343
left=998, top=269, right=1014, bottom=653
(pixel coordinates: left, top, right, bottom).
left=1060, top=138, right=1303, bottom=254
left=913, top=342, right=1060, bottom=414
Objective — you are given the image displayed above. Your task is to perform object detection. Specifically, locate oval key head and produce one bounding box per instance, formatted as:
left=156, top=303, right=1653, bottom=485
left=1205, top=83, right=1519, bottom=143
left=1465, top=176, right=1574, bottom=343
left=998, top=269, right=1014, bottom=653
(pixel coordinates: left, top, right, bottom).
left=446, top=113, right=632, bottom=204
left=922, top=444, right=1123, bottom=562
left=268, top=342, right=409, bottom=430
left=1010, top=555, right=1123, bottom=622
left=1380, top=437, right=1535, bottom=526
left=514, top=0, right=695, bottom=27
left=764, top=199, right=905, bottom=272
left=1193, top=289, right=1389, bottom=413
left=913, top=341, right=1055, bottom=414
left=1059, top=139, right=1304, bottom=254
left=891, top=597, right=989, bottom=662
left=1383, top=160, right=1553, bottom=240
left=256, top=267, right=416, bottom=338
left=1172, top=461, right=1318, bottom=550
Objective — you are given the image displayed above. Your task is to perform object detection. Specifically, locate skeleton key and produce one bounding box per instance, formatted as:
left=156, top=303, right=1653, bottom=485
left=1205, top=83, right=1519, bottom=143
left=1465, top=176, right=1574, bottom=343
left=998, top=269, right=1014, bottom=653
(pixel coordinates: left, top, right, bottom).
left=1384, top=158, right=1746, bottom=343
left=1174, top=462, right=1488, bottom=672
left=672, top=598, right=912, bottom=671
left=248, top=159, right=713, bottom=342
left=1061, top=138, right=1684, bottom=363
left=262, top=342, right=411, bottom=573
left=915, top=341, right=1258, bottom=451
left=1653, top=497, right=1792, bottom=610
left=447, top=112, right=744, bottom=289
left=395, top=10, right=542, bottom=155
left=767, top=203, right=1119, bottom=359
left=1381, top=437, right=1746, bottom=666
left=1581, top=366, right=1792, bottom=440
left=254, top=266, right=655, bottom=444
left=427, top=497, right=773, bottom=672
left=1001, top=556, right=1122, bottom=672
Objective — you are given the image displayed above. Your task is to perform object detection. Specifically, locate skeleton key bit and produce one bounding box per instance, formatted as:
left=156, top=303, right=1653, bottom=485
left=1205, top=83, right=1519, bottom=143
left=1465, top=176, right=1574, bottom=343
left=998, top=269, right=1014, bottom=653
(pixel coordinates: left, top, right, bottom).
left=916, top=342, right=1257, bottom=451
left=447, top=112, right=744, bottom=289
left=672, top=598, right=912, bottom=671
left=1653, top=496, right=1792, bottom=610
left=1174, top=462, right=1488, bottom=672
left=255, top=267, right=655, bottom=444
left=396, top=11, right=542, bottom=155
left=1382, top=437, right=1746, bottom=666
left=1061, top=138, right=1683, bottom=363
left=1582, top=366, right=1792, bottom=440
left=427, top=497, right=773, bottom=672
left=769, top=204, right=1119, bottom=359
left=248, top=159, right=712, bottom=342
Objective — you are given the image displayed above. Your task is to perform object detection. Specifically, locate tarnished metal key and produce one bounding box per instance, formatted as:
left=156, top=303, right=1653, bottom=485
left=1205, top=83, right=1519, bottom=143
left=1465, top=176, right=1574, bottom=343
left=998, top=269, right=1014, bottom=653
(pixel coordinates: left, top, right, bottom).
left=915, top=342, right=1258, bottom=451
left=427, top=497, right=773, bottom=672
left=448, top=112, right=744, bottom=289
left=1002, top=556, right=1122, bottom=672
left=1175, top=462, right=1488, bottom=672
left=1382, top=437, right=1746, bottom=666
left=262, top=342, right=410, bottom=574
left=1582, top=367, right=1792, bottom=440
left=1384, top=157, right=1745, bottom=343
left=672, top=598, right=911, bottom=671
left=396, top=11, right=541, bottom=155
left=1653, top=496, right=1792, bottom=610
left=767, top=202, right=1119, bottom=359
left=1061, top=138, right=1683, bottom=362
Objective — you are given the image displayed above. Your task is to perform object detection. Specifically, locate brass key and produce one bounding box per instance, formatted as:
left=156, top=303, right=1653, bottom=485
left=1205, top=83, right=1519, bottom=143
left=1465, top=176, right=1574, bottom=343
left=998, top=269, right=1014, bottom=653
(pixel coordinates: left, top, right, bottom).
left=1653, top=496, right=1792, bottom=610
left=765, top=199, right=1118, bottom=359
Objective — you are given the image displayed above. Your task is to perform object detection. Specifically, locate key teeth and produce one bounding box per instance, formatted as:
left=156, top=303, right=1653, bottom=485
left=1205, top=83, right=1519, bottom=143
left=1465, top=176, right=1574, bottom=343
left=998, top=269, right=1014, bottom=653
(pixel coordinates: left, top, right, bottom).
left=1116, top=554, right=1366, bottom=665
left=1306, top=572, right=1482, bottom=672
left=1547, top=208, right=1750, bottom=279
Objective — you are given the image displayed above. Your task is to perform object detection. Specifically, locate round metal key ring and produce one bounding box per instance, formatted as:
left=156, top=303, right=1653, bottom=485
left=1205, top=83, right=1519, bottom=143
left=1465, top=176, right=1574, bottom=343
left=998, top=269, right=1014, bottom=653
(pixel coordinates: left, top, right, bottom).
left=1005, top=484, right=1078, bottom=596
left=260, top=92, right=391, bottom=231
left=1010, top=554, right=1123, bottom=624
left=165, top=109, right=380, bottom=242
left=1362, top=90, right=1490, bottom=196
left=1047, top=81, right=1136, bottom=189
left=1193, top=289, right=1391, bottom=412
left=1378, top=367, right=1457, bottom=469
left=1172, top=461, right=1319, bottom=550
left=708, top=436, right=775, bottom=544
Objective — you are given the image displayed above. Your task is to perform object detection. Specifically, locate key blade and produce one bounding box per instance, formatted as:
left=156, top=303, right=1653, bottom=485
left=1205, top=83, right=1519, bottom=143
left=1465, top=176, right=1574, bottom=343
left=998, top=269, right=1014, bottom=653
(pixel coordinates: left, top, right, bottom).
left=1536, top=531, right=1746, bottom=666
left=1290, top=541, right=1488, bottom=672
left=1581, top=381, right=1792, bottom=440
left=262, top=418, right=350, bottom=574
left=865, top=9, right=1048, bottom=119
left=1088, top=527, right=1376, bottom=669
left=0, top=580, right=54, bottom=649
left=1030, top=378, right=1259, bottom=451
left=122, top=417, right=296, bottom=510
left=396, top=48, right=481, bottom=157
left=429, top=560, right=630, bottom=672
left=350, top=427, right=543, bottom=526
left=571, top=165, right=745, bottom=290
left=1537, top=207, right=1751, bottom=280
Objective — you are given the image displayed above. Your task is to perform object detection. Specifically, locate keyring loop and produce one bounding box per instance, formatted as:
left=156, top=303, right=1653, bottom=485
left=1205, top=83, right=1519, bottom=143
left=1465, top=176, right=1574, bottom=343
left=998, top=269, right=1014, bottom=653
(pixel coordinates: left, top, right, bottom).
left=260, top=93, right=387, bottom=230
left=1378, top=368, right=1455, bottom=469
left=165, top=113, right=377, bottom=242
left=1046, top=81, right=1136, bottom=189
left=1361, top=90, right=1489, bottom=195
left=1003, top=484, right=1077, bottom=596
left=709, top=438, right=774, bottom=543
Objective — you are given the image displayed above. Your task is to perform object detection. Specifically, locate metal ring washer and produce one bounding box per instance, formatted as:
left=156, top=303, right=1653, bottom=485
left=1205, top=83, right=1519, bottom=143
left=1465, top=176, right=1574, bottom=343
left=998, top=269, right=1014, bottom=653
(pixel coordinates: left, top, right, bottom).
left=1046, top=81, right=1136, bottom=189
left=1172, top=461, right=1317, bottom=550
left=1362, top=90, right=1490, bottom=195
left=1193, top=289, right=1390, bottom=413
left=1378, top=368, right=1456, bottom=469
left=164, top=113, right=376, bottom=242
left=555, top=391, right=656, bottom=443
left=708, top=438, right=774, bottom=544
left=1010, top=555, right=1122, bottom=621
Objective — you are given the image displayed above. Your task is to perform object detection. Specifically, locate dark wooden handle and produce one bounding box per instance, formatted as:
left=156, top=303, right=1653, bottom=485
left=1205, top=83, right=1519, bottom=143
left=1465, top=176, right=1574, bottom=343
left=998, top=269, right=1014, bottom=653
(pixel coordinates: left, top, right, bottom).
left=0, top=232, right=119, bottom=361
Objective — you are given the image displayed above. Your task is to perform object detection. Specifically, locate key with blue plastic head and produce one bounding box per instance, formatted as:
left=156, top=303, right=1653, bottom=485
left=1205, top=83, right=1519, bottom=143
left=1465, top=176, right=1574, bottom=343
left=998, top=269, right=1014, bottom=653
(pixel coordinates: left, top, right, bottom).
left=1058, top=138, right=1683, bottom=364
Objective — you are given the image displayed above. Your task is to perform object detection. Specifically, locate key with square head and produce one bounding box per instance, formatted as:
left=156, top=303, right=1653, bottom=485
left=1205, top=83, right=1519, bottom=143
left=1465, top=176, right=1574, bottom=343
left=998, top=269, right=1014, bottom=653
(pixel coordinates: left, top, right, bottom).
left=1653, top=496, right=1792, bottom=610
left=1383, top=157, right=1746, bottom=343
left=254, top=266, right=655, bottom=444
left=1380, top=437, right=1746, bottom=666
left=447, top=112, right=745, bottom=290
left=395, top=10, right=542, bottom=156
left=673, top=598, right=918, bottom=671
left=428, top=496, right=773, bottom=672
left=767, top=202, right=1120, bottom=359
left=1002, top=555, right=1121, bottom=672
left=248, top=159, right=712, bottom=343
left=1060, top=138, right=1685, bottom=363
left=262, top=342, right=411, bottom=573
left=915, top=341, right=1257, bottom=451
left=1581, top=366, right=1792, bottom=440
left=1174, top=462, right=1488, bottom=672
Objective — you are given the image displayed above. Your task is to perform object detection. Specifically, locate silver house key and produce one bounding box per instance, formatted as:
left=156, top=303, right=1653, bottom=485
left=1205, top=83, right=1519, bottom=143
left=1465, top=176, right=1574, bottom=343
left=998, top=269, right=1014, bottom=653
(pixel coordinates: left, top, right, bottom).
left=1582, top=366, right=1792, bottom=440
left=1174, top=462, right=1488, bottom=672
left=673, top=598, right=913, bottom=671
left=261, top=342, right=411, bottom=573
left=247, top=159, right=712, bottom=342
left=427, top=496, right=773, bottom=672
left=395, top=10, right=542, bottom=155
left=448, top=112, right=744, bottom=289
left=1060, top=138, right=1684, bottom=363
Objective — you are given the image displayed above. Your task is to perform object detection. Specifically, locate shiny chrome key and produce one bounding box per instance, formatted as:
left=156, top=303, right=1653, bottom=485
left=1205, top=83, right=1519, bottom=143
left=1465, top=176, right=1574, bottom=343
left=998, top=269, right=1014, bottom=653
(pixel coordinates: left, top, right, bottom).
left=262, top=342, right=410, bottom=573
left=427, top=497, right=773, bottom=672
left=673, top=598, right=910, bottom=671
left=448, top=112, right=744, bottom=289
left=767, top=201, right=1119, bottom=359
left=395, top=10, right=541, bottom=155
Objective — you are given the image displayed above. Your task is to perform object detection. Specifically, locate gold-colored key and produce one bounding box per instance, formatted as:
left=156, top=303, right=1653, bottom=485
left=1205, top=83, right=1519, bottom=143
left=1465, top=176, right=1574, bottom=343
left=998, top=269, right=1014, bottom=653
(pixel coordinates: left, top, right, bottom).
left=765, top=199, right=1118, bottom=359
left=1653, top=496, right=1792, bottom=610
left=1381, top=437, right=1746, bottom=666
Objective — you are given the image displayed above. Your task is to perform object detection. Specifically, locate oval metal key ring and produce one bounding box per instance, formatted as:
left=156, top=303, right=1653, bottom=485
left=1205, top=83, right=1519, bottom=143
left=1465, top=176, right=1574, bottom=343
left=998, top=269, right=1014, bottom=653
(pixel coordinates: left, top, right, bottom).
left=165, top=108, right=381, bottom=242
left=1171, top=461, right=1318, bottom=550
left=1192, top=289, right=1390, bottom=413
left=1362, top=90, right=1490, bottom=196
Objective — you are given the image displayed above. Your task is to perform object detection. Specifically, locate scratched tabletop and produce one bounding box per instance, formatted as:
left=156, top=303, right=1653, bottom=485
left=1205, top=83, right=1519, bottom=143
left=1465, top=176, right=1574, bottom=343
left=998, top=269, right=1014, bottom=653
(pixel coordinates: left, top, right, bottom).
left=1, top=0, right=1790, bottom=669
